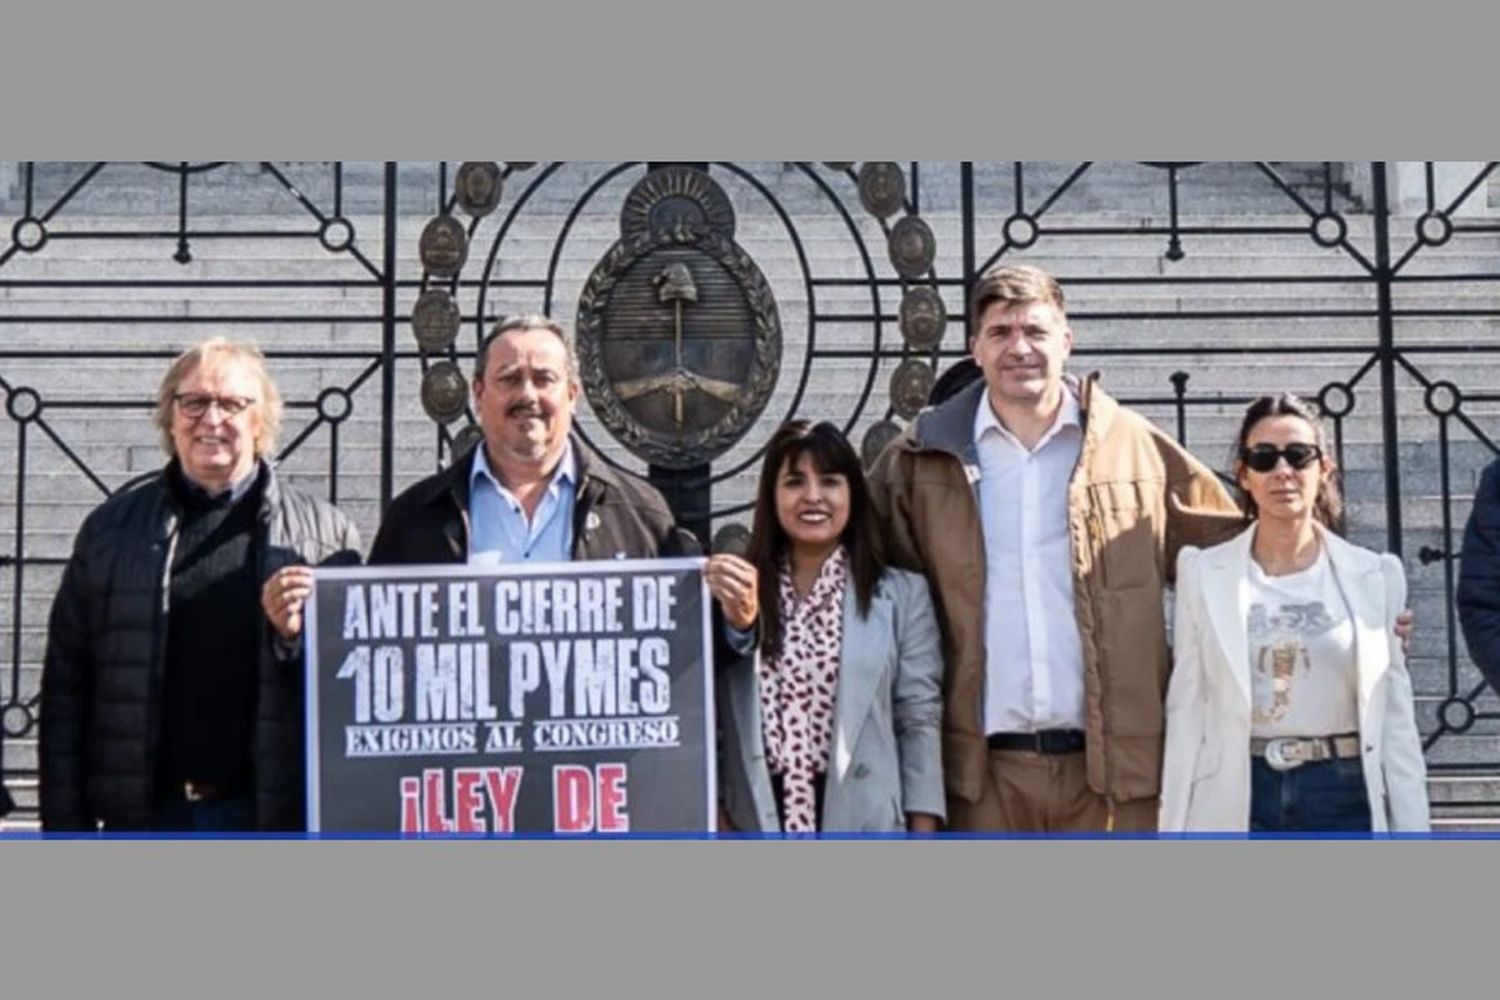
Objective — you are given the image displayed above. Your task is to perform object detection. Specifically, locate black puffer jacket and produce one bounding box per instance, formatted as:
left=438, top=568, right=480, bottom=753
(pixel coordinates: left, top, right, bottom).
left=1459, top=458, right=1500, bottom=693
left=39, top=462, right=361, bottom=831
left=368, top=437, right=699, bottom=565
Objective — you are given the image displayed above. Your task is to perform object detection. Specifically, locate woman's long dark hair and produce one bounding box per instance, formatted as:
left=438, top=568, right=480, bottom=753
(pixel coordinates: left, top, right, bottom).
left=1230, top=393, right=1345, bottom=534
left=745, top=420, right=885, bottom=658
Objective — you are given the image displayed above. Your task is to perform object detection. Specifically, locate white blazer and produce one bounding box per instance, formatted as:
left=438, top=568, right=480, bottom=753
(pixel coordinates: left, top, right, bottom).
left=1159, top=524, right=1430, bottom=833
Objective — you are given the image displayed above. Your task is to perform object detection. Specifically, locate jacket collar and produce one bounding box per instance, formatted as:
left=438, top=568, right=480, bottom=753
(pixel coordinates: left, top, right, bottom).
left=829, top=579, right=891, bottom=780
left=911, top=377, right=986, bottom=461
left=427, top=434, right=609, bottom=507
left=159, top=459, right=280, bottom=540
left=469, top=437, right=577, bottom=499
left=909, top=371, right=1114, bottom=461
left=426, top=433, right=616, bottom=559
left=1319, top=527, right=1391, bottom=717
left=1074, top=373, right=1117, bottom=449
left=164, top=457, right=270, bottom=512
left=1199, top=525, right=1258, bottom=707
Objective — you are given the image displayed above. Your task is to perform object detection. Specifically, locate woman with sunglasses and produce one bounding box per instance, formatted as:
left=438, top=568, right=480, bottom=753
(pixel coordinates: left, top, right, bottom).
left=707, top=420, right=945, bottom=834
left=1159, top=394, right=1429, bottom=833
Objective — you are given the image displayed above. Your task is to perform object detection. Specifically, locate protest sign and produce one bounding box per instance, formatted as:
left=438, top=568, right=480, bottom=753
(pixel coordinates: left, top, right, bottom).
left=304, top=557, right=714, bottom=833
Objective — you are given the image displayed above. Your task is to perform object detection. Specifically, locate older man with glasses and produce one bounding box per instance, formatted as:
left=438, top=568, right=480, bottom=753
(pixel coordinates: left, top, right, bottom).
left=39, top=337, right=360, bottom=833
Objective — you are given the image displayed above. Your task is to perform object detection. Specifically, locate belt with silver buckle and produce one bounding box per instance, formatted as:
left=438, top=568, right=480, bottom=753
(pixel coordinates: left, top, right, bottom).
left=1251, top=734, right=1362, bottom=772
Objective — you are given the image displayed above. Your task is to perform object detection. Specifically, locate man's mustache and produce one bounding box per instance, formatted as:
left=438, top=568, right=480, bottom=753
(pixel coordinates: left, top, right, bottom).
left=507, top=403, right=544, bottom=418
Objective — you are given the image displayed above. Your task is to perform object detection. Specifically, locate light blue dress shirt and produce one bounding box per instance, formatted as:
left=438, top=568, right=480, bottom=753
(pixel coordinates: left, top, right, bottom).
left=467, top=441, right=577, bottom=565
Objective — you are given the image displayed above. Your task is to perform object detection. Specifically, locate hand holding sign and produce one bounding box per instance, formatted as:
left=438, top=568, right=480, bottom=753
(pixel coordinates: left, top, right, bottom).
left=705, top=553, right=758, bottom=631
left=262, top=564, right=316, bottom=641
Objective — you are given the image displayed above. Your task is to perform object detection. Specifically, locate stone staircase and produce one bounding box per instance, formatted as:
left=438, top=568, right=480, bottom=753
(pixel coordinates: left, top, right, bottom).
left=3, top=161, right=1497, bottom=831
left=3, top=160, right=1363, bottom=219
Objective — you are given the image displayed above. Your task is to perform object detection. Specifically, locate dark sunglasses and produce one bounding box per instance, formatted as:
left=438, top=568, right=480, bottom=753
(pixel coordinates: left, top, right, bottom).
left=1240, top=442, right=1322, bottom=473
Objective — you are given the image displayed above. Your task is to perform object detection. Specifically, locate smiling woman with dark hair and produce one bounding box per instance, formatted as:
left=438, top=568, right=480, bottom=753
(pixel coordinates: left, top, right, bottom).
left=1160, top=395, right=1429, bottom=834
left=707, top=420, right=944, bottom=834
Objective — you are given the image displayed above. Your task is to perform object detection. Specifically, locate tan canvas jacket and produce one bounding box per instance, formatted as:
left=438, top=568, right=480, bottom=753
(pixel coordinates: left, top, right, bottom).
left=868, top=375, right=1243, bottom=809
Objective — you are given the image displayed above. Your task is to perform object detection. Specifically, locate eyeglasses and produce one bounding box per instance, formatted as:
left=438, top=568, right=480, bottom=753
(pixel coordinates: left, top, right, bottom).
left=1241, top=442, right=1321, bottom=473
left=173, top=393, right=256, bottom=418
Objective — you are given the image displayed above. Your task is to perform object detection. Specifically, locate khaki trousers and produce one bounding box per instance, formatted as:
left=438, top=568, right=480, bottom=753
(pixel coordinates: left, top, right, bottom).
left=947, top=747, right=1158, bottom=833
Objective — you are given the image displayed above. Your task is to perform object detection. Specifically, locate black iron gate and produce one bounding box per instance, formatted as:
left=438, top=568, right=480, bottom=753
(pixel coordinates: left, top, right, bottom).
left=3, top=160, right=1497, bottom=824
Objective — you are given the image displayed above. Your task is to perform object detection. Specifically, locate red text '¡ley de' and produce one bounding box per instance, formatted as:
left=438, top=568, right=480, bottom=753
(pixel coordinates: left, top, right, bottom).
left=398, top=764, right=630, bottom=833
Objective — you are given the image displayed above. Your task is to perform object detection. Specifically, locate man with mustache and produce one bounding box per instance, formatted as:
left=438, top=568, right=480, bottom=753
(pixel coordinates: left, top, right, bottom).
left=362, top=315, right=756, bottom=637
left=274, top=315, right=756, bottom=835
left=868, top=264, right=1243, bottom=833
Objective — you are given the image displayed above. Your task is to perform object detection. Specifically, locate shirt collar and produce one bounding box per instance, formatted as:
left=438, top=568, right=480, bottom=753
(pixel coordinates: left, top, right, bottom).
left=170, top=458, right=263, bottom=508
left=470, top=437, right=577, bottom=496
left=973, top=382, right=1081, bottom=452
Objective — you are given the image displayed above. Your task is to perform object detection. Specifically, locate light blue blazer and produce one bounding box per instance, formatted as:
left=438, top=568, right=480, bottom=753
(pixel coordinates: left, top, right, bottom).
left=718, top=567, right=945, bottom=833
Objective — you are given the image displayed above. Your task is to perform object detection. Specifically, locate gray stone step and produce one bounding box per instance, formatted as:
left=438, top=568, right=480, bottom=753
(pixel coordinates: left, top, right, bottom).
left=1426, top=772, right=1500, bottom=805
left=1, top=161, right=1377, bottom=220
left=1409, top=734, right=1500, bottom=766
left=9, top=287, right=1499, bottom=322
left=0, top=777, right=38, bottom=830
left=1431, top=817, right=1500, bottom=831
left=20, top=240, right=1494, bottom=283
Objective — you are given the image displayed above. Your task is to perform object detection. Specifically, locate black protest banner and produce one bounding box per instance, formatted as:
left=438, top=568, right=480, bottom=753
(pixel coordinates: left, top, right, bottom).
left=304, top=557, right=713, bottom=834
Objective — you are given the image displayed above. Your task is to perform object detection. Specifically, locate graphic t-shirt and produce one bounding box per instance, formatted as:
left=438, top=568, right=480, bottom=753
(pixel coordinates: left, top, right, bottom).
left=1246, top=549, right=1359, bottom=738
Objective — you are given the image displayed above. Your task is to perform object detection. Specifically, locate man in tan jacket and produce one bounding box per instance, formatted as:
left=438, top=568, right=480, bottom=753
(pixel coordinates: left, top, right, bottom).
left=869, top=264, right=1242, bottom=832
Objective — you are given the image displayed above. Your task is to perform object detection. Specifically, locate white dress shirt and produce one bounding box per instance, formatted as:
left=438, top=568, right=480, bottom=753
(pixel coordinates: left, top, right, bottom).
left=975, top=387, right=1086, bottom=733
